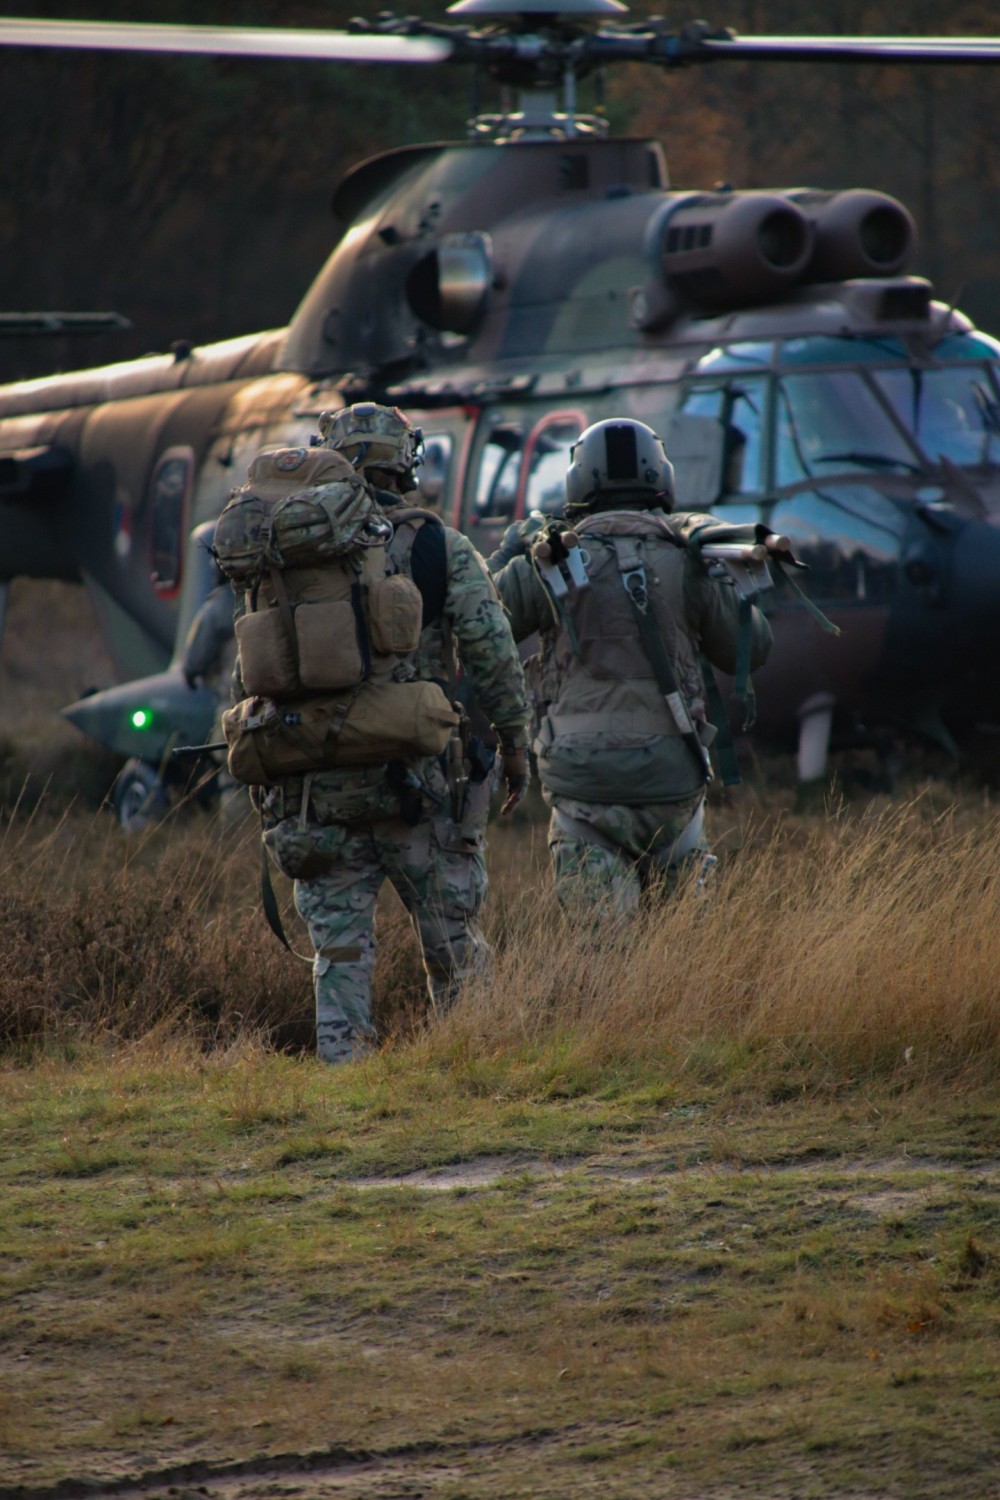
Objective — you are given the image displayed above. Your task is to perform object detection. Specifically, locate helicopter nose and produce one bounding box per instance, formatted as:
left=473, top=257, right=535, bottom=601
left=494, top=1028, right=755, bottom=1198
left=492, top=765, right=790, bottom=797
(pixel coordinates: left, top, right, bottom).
left=948, top=516, right=1000, bottom=650
left=61, top=671, right=216, bottom=761
left=887, top=511, right=1000, bottom=719
left=932, top=516, right=1000, bottom=727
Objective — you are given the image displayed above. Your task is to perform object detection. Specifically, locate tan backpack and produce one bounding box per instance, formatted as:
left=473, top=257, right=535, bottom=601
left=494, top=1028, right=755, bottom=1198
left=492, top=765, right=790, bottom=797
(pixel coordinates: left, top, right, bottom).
left=213, top=445, right=458, bottom=785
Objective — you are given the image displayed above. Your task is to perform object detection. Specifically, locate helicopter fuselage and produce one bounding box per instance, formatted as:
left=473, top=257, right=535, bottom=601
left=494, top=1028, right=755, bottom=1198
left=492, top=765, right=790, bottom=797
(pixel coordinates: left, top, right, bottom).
left=3, top=135, right=1000, bottom=776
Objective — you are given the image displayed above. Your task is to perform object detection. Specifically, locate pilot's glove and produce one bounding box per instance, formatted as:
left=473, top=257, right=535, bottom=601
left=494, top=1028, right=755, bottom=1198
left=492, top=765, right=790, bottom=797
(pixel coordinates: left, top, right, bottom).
left=499, top=745, right=530, bottom=816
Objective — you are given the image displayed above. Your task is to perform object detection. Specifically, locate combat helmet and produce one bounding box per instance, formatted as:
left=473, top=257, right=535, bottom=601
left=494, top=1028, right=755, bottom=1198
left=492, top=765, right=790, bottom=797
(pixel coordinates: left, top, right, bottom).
left=565, top=418, right=675, bottom=516
left=317, top=403, right=423, bottom=489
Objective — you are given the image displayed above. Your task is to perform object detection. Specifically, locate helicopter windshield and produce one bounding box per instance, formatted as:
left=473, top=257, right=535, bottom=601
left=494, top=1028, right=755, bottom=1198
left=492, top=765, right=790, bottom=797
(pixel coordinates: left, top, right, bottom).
left=680, top=380, right=766, bottom=495
left=872, top=365, right=1000, bottom=469
left=685, top=334, right=1000, bottom=498
left=775, top=371, right=919, bottom=485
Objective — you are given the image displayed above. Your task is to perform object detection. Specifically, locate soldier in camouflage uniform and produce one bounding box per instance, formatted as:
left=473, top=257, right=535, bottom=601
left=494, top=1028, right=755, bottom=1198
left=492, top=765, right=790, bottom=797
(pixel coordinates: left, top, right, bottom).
left=492, top=418, right=772, bottom=917
left=260, top=404, right=530, bottom=1063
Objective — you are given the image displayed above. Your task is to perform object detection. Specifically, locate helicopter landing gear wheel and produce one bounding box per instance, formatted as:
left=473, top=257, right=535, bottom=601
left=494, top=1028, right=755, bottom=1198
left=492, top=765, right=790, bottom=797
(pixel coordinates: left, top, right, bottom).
left=796, top=693, right=836, bottom=783
left=113, top=758, right=169, bottom=833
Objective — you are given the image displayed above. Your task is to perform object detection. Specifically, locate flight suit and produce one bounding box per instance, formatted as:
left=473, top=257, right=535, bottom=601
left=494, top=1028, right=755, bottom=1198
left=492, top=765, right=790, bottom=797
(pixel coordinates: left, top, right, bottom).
left=494, top=506, right=772, bottom=915
left=259, top=517, right=530, bottom=1062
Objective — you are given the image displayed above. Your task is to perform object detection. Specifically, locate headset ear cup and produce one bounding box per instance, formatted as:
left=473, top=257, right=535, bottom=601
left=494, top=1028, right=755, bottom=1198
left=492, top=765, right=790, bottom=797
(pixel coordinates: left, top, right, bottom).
left=661, top=453, right=676, bottom=510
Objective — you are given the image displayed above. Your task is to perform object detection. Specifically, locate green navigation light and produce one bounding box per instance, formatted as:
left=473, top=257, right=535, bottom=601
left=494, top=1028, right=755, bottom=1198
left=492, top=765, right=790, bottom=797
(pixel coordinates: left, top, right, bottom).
left=131, top=708, right=152, bottom=730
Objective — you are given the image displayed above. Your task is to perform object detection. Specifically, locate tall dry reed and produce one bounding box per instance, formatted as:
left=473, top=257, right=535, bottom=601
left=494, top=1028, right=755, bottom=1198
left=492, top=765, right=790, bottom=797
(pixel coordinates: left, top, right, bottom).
left=443, top=797, right=1000, bottom=1088
left=3, top=790, right=1000, bottom=1090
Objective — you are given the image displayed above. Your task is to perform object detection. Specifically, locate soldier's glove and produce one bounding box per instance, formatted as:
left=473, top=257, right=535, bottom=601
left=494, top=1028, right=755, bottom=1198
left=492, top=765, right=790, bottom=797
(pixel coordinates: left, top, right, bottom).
left=537, top=522, right=572, bottom=565
left=487, top=512, right=547, bottom=574
left=499, top=746, right=530, bottom=816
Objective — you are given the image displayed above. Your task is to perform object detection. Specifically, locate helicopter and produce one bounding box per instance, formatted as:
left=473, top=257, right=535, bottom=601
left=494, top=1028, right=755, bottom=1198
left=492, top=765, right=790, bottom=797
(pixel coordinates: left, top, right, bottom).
left=3, top=2, right=1000, bottom=827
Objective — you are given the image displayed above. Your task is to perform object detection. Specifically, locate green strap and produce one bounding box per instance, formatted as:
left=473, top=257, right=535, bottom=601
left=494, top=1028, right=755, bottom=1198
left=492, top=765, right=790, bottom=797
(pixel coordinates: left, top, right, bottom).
left=260, top=836, right=292, bottom=953
left=700, top=656, right=742, bottom=787
left=773, top=563, right=841, bottom=635
left=620, top=563, right=711, bottom=785
left=733, top=594, right=757, bottom=731
left=268, top=566, right=301, bottom=678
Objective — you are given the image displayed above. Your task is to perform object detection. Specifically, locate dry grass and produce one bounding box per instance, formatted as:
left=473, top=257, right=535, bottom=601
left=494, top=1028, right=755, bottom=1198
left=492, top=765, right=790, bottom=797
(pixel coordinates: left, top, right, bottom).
left=1, top=786, right=999, bottom=1104
left=0, top=805, right=307, bottom=1051
left=3, top=575, right=999, bottom=1097
left=4, top=583, right=1000, bottom=1500
left=441, top=795, right=1000, bottom=1094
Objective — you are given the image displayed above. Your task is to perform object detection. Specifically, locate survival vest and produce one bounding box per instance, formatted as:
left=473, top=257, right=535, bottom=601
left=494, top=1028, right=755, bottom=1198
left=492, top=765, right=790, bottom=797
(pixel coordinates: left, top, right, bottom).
left=213, top=446, right=458, bottom=786
left=528, top=510, right=716, bottom=798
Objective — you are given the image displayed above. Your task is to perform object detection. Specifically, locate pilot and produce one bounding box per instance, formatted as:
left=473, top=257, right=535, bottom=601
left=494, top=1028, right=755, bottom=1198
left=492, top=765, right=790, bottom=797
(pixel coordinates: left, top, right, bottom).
left=491, top=417, right=772, bottom=915
left=259, top=402, right=531, bottom=1064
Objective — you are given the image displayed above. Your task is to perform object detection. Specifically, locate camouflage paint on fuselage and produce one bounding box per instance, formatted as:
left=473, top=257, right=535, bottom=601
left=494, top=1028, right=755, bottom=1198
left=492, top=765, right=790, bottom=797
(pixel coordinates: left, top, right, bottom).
left=5, top=136, right=1000, bottom=761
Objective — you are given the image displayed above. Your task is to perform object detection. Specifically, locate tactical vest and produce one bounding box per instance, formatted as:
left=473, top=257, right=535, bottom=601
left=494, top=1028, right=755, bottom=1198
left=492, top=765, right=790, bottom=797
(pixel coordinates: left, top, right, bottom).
left=534, top=510, right=712, bottom=803
left=213, top=447, right=458, bottom=786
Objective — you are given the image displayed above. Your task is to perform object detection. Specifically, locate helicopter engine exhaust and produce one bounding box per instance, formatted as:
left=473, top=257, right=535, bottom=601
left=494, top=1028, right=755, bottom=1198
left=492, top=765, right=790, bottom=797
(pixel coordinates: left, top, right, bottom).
left=634, top=190, right=814, bottom=328
left=633, top=186, right=915, bottom=329
left=789, top=189, right=916, bottom=282
left=655, top=192, right=814, bottom=308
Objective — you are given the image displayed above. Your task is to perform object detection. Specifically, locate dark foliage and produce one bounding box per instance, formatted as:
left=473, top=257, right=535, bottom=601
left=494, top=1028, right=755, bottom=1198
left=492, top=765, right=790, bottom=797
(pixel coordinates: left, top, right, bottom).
left=2, top=0, right=999, bottom=383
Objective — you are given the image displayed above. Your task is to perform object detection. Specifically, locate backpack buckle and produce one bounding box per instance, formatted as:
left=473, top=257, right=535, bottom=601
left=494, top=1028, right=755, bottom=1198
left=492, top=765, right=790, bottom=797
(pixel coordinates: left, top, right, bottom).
left=621, top=564, right=649, bottom=613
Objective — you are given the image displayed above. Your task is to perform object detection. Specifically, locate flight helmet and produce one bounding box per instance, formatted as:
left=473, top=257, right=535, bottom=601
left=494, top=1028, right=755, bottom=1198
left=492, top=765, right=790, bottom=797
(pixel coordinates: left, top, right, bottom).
left=564, top=418, right=675, bottom=515
left=317, top=403, right=423, bottom=489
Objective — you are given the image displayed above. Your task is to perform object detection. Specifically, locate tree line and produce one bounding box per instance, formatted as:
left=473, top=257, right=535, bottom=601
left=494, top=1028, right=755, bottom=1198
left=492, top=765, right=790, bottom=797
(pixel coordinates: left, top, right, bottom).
left=2, top=0, right=998, bottom=382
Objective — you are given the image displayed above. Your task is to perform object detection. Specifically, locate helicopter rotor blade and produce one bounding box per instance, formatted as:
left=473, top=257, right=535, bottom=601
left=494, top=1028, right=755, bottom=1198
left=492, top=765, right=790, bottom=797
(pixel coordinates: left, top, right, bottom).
left=675, top=32, right=1000, bottom=66
left=0, top=16, right=453, bottom=65
left=1, top=13, right=999, bottom=83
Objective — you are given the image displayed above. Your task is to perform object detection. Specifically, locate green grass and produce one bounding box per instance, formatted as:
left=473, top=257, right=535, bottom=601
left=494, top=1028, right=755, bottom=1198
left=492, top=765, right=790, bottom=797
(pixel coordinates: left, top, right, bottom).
left=4, top=592, right=1000, bottom=1496
left=2, top=1045, right=999, bottom=1498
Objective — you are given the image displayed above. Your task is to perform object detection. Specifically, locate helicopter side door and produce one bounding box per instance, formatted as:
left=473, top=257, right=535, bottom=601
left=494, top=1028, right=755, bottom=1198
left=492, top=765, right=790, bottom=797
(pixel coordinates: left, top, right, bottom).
left=460, top=408, right=586, bottom=544
left=518, top=412, right=588, bottom=519
left=675, top=375, right=768, bottom=507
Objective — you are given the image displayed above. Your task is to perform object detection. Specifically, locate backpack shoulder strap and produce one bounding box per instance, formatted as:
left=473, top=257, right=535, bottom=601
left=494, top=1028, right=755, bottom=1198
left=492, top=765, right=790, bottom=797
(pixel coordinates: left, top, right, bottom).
left=389, top=504, right=444, bottom=528
left=610, top=535, right=712, bottom=785
left=390, top=510, right=448, bottom=628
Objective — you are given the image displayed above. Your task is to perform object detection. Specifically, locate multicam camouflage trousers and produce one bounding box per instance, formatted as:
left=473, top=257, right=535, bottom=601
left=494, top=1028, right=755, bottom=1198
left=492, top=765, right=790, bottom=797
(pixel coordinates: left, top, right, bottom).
left=545, top=790, right=710, bottom=919
left=264, top=776, right=494, bottom=1064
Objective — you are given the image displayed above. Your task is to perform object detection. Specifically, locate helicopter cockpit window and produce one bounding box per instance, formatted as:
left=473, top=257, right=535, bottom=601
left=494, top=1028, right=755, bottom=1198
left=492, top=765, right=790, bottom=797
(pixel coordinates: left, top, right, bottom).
left=417, top=433, right=453, bottom=509
left=696, top=342, right=773, bottom=372
left=779, top=336, right=910, bottom=365
left=680, top=381, right=765, bottom=495
left=775, top=371, right=918, bottom=486
left=523, top=418, right=582, bottom=515
left=149, top=448, right=193, bottom=597
left=873, top=365, right=1000, bottom=468
left=473, top=424, right=523, bottom=522
left=931, top=332, right=1000, bottom=361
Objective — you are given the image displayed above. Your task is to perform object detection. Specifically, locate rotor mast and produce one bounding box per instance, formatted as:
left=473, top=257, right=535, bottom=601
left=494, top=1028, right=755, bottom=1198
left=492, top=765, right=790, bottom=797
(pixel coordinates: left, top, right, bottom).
left=374, top=0, right=629, bottom=141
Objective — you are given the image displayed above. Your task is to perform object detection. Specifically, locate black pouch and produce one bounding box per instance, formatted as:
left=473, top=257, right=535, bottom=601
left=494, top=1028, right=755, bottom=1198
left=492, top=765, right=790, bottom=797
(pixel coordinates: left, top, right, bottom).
left=386, top=760, right=424, bottom=826
left=466, top=735, right=497, bottom=785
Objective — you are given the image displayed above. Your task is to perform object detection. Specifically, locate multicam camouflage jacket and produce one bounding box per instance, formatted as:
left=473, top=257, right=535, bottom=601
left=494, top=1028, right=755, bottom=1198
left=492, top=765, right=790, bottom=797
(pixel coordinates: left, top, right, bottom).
left=386, top=505, right=530, bottom=752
